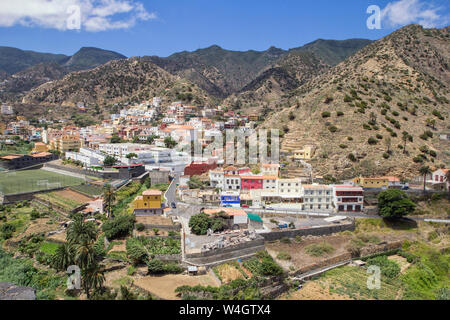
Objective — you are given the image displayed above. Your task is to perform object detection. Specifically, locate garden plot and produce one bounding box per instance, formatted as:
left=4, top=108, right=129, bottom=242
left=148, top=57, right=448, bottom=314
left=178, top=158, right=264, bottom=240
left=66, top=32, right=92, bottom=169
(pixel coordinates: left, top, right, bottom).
left=35, top=189, right=92, bottom=212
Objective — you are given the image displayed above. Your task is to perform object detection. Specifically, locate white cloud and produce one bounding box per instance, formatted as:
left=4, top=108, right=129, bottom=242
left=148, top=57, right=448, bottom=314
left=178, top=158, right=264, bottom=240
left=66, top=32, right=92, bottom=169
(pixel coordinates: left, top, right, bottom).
left=381, top=0, right=449, bottom=28
left=0, top=0, right=157, bottom=32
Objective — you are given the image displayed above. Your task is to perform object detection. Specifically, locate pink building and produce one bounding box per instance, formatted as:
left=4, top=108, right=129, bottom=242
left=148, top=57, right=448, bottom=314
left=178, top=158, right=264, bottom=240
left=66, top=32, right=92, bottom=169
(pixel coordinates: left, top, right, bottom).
left=241, top=176, right=263, bottom=190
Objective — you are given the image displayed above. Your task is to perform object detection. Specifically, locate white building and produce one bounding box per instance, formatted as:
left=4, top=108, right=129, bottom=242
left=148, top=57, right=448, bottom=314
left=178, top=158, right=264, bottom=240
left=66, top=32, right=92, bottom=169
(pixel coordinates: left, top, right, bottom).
left=333, top=186, right=364, bottom=213
left=98, top=143, right=153, bottom=158
left=1, top=104, right=13, bottom=115
left=209, top=168, right=225, bottom=189
left=66, top=147, right=106, bottom=167
left=302, top=184, right=333, bottom=211
left=431, top=168, right=449, bottom=191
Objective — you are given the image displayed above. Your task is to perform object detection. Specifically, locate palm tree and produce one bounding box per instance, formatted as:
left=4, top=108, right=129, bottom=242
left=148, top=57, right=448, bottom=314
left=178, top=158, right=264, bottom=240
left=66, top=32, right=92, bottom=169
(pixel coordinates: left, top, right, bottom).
left=103, top=184, right=116, bottom=218
left=52, top=243, right=75, bottom=271
left=82, top=264, right=105, bottom=299
left=419, top=166, right=432, bottom=192
left=75, top=239, right=97, bottom=270
left=67, top=215, right=98, bottom=244
left=385, top=136, right=392, bottom=154
left=402, top=132, right=409, bottom=154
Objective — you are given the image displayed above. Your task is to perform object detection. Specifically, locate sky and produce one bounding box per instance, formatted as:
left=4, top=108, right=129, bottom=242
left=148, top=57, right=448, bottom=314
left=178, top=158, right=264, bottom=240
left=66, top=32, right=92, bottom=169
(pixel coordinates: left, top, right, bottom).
left=0, top=0, right=449, bottom=57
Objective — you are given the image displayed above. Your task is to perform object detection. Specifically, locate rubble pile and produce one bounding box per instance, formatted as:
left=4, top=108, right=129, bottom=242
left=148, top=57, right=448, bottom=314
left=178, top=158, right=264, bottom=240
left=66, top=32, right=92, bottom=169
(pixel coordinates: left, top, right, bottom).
left=201, top=230, right=258, bottom=252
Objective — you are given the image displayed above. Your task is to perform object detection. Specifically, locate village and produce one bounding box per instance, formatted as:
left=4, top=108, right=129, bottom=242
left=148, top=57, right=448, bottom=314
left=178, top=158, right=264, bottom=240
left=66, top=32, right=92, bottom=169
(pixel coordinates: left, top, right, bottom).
left=0, top=97, right=449, bottom=300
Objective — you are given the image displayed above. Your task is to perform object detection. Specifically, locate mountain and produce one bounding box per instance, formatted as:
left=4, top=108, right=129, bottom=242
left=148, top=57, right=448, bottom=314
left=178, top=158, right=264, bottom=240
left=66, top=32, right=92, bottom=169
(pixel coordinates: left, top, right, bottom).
left=0, top=46, right=68, bottom=75
left=0, top=62, right=67, bottom=95
left=224, top=51, right=329, bottom=109
left=63, top=47, right=126, bottom=71
left=22, top=57, right=214, bottom=107
left=148, top=45, right=286, bottom=98
left=291, top=38, right=374, bottom=66
left=262, top=25, right=450, bottom=179
left=149, top=40, right=372, bottom=100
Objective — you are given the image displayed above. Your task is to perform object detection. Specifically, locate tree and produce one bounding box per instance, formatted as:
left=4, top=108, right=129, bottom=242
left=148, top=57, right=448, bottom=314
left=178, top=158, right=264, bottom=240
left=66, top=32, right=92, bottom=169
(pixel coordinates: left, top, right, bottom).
left=402, top=132, right=412, bottom=154
left=419, top=166, right=432, bottom=192
left=52, top=243, right=75, bottom=271
left=103, top=155, right=117, bottom=167
left=110, top=135, right=122, bottom=144
left=82, top=264, right=105, bottom=299
left=377, top=189, right=416, bottom=219
left=102, top=215, right=135, bottom=240
left=75, top=239, right=97, bottom=270
left=188, top=176, right=204, bottom=190
left=385, top=136, right=392, bottom=154
left=188, top=213, right=212, bottom=235
left=164, top=136, right=177, bottom=149
left=126, top=153, right=138, bottom=160
left=103, top=184, right=116, bottom=218
left=67, top=214, right=98, bottom=244
left=146, top=134, right=158, bottom=145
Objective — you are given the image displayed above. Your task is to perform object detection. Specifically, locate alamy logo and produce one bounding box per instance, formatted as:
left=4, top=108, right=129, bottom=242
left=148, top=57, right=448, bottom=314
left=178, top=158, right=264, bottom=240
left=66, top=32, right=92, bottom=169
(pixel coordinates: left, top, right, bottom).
left=367, top=265, right=381, bottom=290
left=67, top=5, right=81, bottom=30
left=367, top=5, right=381, bottom=30
left=66, top=265, right=81, bottom=290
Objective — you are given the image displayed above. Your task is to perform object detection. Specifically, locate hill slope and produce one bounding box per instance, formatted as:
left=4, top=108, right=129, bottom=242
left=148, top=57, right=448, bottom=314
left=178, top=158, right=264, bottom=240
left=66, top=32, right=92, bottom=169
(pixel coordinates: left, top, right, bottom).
left=263, top=25, right=450, bottom=179
left=63, top=47, right=126, bottom=71
left=0, top=46, right=68, bottom=75
left=22, top=57, right=213, bottom=107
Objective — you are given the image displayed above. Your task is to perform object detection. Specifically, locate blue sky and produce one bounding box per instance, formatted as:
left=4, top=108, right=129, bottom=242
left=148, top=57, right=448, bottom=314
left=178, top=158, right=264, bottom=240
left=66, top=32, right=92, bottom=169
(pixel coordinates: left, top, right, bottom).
left=0, top=0, right=448, bottom=57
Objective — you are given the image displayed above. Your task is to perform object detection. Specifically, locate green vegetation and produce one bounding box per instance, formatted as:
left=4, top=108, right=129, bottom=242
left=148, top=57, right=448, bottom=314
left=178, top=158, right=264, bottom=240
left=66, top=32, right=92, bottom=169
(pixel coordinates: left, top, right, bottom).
left=0, top=169, right=84, bottom=195
left=378, top=189, right=416, bottom=219
left=305, top=242, right=335, bottom=257
left=189, top=211, right=229, bottom=235
left=243, top=251, right=283, bottom=276
left=102, top=214, right=135, bottom=240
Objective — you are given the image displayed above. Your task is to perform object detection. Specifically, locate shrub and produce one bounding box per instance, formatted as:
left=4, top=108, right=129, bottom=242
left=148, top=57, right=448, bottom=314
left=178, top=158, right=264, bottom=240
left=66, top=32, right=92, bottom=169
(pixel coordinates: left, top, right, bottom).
left=347, top=136, right=353, bottom=141
left=102, top=215, right=135, bottom=240
left=368, top=137, right=378, bottom=145
left=432, top=109, right=444, bottom=120
left=339, top=144, right=348, bottom=149
left=276, top=252, right=291, bottom=261
left=363, top=124, right=372, bottom=130
left=30, top=209, right=40, bottom=220
left=376, top=134, right=383, bottom=140
left=1, top=223, right=16, bottom=240
left=328, top=126, right=338, bottom=133
left=413, top=156, right=424, bottom=163
left=136, top=223, right=145, bottom=232
left=383, top=153, right=390, bottom=159
left=280, top=237, right=291, bottom=244
left=429, top=150, right=437, bottom=158
left=348, top=153, right=357, bottom=162
left=367, top=256, right=400, bottom=279
left=337, top=111, right=344, bottom=117
left=189, top=213, right=212, bottom=235
left=321, top=111, right=331, bottom=118
left=305, top=242, right=334, bottom=257
left=126, top=238, right=148, bottom=265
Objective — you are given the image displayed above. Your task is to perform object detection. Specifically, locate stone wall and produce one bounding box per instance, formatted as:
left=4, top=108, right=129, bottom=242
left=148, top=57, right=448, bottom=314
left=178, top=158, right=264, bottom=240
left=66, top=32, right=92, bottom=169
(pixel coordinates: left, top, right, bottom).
left=186, top=238, right=265, bottom=265
left=259, top=221, right=355, bottom=242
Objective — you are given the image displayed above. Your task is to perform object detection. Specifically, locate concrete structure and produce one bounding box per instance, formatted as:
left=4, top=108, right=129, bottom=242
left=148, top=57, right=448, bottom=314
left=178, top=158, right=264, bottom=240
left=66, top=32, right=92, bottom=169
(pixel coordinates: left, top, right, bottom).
left=31, top=142, right=48, bottom=154
left=65, top=147, right=106, bottom=168
left=50, top=135, right=81, bottom=154
left=133, top=189, right=163, bottom=215
left=292, top=145, right=315, bottom=160
left=220, top=191, right=240, bottom=207
left=352, top=176, right=389, bottom=189
left=0, top=152, right=57, bottom=170
left=203, top=208, right=248, bottom=230
left=1, top=104, right=13, bottom=115
left=333, top=186, right=364, bottom=213
left=261, top=163, right=280, bottom=177
left=301, top=184, right=333, bottom=211
left=98, top=143, right=153, bottom=158
left=431, top=168, right=450, bottom=191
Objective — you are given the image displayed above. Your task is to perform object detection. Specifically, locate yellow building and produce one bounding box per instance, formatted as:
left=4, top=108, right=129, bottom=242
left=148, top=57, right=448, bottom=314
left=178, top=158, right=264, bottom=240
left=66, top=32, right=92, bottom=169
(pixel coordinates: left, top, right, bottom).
left=31, top=142, right=49, bottom=154
left=133, top=190, right=163, bottom=215
left=353, top=176, right=389, bottom=189
left=50, top=135, right=81, bottom=154
left=292, top=145, right=315, bottom=160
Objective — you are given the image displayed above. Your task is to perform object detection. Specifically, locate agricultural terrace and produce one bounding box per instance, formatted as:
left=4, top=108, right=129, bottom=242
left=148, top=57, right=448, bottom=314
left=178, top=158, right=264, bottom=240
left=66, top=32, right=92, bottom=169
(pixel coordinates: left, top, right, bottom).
left=0, top=169, right=84, bottom=195
left=69, top=184, right=104, bottom=197
left=35, top=189, right=93, bottom=212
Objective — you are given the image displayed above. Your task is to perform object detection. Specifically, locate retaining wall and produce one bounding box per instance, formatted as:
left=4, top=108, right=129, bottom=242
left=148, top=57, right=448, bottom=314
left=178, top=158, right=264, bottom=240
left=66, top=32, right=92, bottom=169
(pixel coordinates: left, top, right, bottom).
left=259, top=221, right=355, bottom=242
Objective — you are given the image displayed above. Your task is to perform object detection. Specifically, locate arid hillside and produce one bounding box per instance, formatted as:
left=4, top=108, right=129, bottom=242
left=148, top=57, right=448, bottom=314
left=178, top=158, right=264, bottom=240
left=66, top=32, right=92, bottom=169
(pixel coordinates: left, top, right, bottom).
left=263, top=25, right=450, bottom=179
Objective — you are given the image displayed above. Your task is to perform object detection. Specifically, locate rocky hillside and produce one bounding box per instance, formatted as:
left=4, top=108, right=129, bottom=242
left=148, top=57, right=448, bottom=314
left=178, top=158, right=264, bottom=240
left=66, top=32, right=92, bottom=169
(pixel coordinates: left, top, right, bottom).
left=0, top=63, right=68, bottom=99
left=263, top=25, right=450, bottom=180
left=224, top=52, right=329, bottom=110
left=148, top=45, right=286, bottom=98
left=22, top=57, right=213, bottom=107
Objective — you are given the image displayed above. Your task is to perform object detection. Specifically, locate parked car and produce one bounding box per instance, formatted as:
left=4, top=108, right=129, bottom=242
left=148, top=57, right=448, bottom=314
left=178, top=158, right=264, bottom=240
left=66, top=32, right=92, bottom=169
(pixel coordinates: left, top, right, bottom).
left=171, top=202, right=177, bottom=209
left=241, top=204, right=249, bottom=208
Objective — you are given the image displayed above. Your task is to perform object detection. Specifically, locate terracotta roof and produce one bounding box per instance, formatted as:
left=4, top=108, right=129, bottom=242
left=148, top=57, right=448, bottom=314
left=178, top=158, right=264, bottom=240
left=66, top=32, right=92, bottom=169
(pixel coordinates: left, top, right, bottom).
left=0, top=154, right=23, bottom=160
left=31, top=152, right=52, bottom=157
left=142, top=190, right=162, bottom=196
left=203, top=208, right=247, bottom=216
